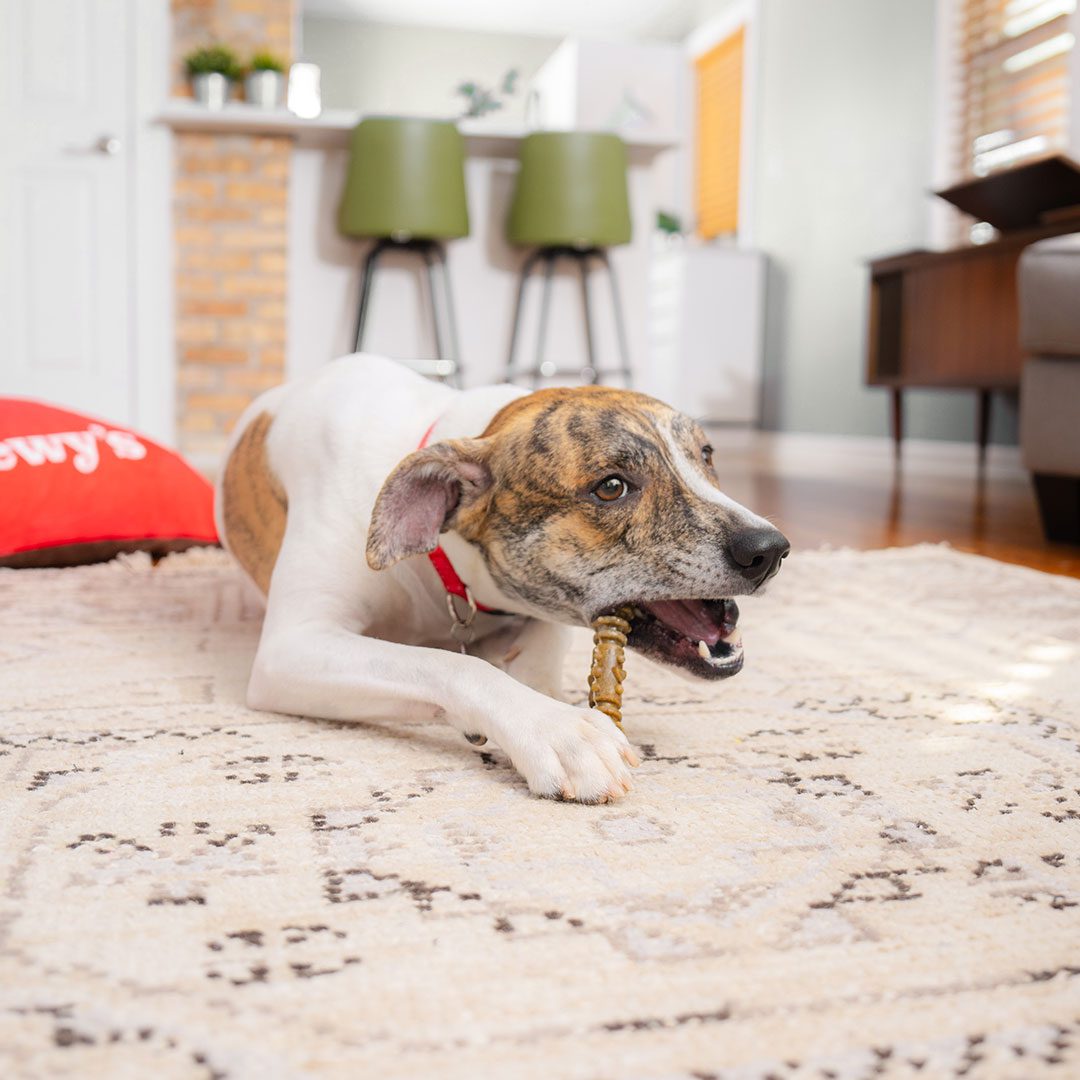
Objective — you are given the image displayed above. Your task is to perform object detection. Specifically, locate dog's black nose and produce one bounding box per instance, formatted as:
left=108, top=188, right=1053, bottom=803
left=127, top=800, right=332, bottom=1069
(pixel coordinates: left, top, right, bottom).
left=728, top=526, right=790, bottom=585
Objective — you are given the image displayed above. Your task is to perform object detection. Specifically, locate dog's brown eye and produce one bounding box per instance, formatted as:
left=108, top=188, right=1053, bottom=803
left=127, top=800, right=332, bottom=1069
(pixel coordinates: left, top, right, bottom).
left=702, top=445, right=714, bottom=468
left=593, top=476, right=629, bottom=502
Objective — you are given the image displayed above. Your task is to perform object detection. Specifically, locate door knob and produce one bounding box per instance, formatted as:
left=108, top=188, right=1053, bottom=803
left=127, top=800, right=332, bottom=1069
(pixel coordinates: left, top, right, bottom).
left=65, top=135, right=123, bottom=156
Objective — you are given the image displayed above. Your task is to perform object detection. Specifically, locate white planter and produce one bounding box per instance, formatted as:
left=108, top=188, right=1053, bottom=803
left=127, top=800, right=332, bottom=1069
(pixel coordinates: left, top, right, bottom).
left=191, top=72, right=232, bottom=110
left=245, top=70, right=285, bottom=109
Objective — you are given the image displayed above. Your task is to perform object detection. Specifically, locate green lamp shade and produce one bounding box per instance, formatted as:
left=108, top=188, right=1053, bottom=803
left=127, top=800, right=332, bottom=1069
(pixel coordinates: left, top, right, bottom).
left=507, top=132, right=632, bottom=249
left=338, top=117, right=470, bottom=241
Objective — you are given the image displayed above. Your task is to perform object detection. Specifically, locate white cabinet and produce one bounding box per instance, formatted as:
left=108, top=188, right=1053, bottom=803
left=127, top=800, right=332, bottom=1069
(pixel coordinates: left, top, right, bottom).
left=647, top=243, right=766, bottom=425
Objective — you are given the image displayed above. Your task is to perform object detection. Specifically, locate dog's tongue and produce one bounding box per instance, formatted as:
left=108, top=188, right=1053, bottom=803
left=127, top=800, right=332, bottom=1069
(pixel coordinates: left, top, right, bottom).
left=644, top=599, right=723, bottom=646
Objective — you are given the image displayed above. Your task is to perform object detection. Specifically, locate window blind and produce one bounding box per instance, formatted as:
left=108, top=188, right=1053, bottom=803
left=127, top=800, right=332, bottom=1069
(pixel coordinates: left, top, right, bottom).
left=695, top=28, right=744, bottom=239
left=956, top=0, right=1075, bottom=178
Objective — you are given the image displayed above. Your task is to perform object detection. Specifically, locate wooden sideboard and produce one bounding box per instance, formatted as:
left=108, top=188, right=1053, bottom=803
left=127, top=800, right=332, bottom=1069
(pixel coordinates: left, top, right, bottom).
left=866, top=219, right=1080, bottom=459
left=867, top=155, right=1080, bottom=460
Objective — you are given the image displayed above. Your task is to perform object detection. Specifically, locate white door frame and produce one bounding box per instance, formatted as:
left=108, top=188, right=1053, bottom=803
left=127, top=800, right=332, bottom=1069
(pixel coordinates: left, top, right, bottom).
left=130, top=0, right=174, bottom=446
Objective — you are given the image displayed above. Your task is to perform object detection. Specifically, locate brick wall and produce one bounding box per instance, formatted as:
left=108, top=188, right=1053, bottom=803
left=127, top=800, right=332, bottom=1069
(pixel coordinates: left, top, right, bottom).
left=171, top=0, right=295, bottom=467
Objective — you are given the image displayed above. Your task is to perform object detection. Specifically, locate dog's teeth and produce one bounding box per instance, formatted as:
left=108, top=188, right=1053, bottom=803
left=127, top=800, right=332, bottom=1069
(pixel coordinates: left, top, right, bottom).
left=721, top=627, right=743, bottom=647
left=697, top=640, right=711, bottom=660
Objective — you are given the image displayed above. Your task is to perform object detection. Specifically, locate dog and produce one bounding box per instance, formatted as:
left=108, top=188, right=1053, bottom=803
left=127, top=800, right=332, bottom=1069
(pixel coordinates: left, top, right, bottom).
left=216, top=355, right=789, bottom=803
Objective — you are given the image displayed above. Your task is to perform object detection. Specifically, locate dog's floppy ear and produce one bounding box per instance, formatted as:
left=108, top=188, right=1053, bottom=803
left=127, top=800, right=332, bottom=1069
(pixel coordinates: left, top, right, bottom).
left=366, top=438, right=492, bottom=571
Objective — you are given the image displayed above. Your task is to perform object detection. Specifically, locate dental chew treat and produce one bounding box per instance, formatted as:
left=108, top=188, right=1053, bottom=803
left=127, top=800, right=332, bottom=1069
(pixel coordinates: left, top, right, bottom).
left=588, top=607, right=634, bottom=730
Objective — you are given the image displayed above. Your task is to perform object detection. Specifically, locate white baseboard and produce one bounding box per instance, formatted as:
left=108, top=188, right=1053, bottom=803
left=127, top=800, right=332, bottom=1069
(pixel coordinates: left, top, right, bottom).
left=708, top=429, right=1026, bottom=479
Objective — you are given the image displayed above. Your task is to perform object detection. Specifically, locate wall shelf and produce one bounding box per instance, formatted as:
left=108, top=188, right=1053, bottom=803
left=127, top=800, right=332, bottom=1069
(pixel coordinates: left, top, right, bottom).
left=155, top=100, right=677, bottom=159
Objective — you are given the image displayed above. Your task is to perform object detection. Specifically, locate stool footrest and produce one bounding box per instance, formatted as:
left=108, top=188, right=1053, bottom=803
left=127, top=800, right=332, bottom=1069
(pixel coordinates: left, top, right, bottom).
left=509, top=368, right=630, bottom=382
left=399, top=357, right=460, bottom=378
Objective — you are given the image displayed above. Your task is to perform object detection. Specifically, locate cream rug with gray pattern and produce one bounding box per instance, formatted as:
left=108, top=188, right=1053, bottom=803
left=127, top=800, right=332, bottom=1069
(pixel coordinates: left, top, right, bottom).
left=2, top=546, right=1079, bottom=1080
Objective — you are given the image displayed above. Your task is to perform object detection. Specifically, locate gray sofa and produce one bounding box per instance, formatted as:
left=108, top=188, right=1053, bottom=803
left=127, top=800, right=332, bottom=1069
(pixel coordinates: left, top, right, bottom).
left=1018, top=232, right=1080, bottom=543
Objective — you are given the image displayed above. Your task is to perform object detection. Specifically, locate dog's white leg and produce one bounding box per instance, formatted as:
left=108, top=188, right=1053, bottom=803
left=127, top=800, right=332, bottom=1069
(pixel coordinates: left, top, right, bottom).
left=248, top=625, right=638, bottom=803
left=476, top=619, right=574, bottom=703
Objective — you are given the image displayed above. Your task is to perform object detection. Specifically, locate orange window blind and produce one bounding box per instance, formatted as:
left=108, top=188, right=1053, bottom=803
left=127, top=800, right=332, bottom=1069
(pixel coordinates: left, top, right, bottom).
left=695, top=28, right=745, bottom=239
left=954, top=0, right=1074, bottom=179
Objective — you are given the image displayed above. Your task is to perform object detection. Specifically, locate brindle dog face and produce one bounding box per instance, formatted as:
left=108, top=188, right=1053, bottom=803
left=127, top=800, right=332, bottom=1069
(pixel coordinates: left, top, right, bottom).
left=367, top=387, right=789, bottom=679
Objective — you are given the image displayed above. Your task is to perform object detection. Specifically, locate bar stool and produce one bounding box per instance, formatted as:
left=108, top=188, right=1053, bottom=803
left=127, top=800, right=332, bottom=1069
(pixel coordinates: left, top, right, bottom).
left=505, top=132, right=633, bottom=386
left=339, top=117, right=469, bottom=383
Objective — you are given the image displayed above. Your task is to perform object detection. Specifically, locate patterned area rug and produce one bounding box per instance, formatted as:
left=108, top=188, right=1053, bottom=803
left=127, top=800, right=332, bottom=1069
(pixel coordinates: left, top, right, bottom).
left=1, top=546, right=1079, bottom=1079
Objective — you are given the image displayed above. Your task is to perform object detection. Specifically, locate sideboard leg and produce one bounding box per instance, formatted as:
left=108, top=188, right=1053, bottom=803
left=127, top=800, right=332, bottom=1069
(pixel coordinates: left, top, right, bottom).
left=976, top=390, right=992, bottom=470
left=890, top=389, right=904, bottom=460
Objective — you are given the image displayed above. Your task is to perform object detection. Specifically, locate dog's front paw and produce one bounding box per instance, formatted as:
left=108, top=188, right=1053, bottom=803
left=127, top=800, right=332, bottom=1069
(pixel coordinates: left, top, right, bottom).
left=500, top=708, right=641, bottom=804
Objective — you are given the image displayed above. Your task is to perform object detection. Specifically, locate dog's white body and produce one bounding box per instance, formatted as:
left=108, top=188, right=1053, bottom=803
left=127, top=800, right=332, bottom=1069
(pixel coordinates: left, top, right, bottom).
left=219, top=354, right=790, bottom=802
left=217, top=355, right=637, bottom=802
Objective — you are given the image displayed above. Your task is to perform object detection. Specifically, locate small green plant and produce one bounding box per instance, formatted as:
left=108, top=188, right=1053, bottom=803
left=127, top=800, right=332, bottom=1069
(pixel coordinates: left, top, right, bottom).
left=185, top=44, right=242, bottom=81
left=456, top=68, right=519, bottom=119
left=250, top=51, right=287, bottom=74
left=656, top=210, right=683, bottom=235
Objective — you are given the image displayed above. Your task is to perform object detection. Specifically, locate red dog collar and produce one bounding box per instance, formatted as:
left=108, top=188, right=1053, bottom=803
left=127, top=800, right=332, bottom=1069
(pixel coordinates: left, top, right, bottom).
left=418, top=419, right=505, bottom=616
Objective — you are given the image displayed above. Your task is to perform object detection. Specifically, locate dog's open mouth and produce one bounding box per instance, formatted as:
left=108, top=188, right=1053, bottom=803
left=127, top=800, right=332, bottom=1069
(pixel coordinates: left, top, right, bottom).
left=621, top=598, right=743, bottom=679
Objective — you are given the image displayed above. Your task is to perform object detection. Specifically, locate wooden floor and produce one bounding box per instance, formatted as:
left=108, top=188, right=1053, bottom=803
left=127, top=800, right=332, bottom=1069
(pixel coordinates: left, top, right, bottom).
left=709, top=432, right=1080, bottom=579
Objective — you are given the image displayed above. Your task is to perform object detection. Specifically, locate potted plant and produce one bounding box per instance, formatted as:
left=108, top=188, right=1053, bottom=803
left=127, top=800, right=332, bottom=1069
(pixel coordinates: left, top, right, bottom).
left=246, top=52, right=288, bottom=109
left=185, top=45, right=241, bottom=110
left=455, top=68, right=519, bottom=120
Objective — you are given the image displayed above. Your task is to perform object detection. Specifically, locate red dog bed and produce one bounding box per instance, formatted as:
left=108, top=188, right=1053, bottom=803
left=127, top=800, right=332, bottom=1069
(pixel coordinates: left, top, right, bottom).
left=0, top=399, right=218, bottom=568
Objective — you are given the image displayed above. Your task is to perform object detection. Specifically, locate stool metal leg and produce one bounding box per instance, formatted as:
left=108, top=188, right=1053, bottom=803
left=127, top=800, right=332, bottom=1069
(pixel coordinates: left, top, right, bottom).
left=506, top=250, right=542, bottom=383
left=421, top=243, right=446, bottom=363
left=575, top=249, right=598, bottom=384
left=597, top=249, right=633, bottom=386
left=433, top=243, right=463, bottom=386
left=533, top=250, right=556, bottom=388
left=353, top=238, right=389, bottom=353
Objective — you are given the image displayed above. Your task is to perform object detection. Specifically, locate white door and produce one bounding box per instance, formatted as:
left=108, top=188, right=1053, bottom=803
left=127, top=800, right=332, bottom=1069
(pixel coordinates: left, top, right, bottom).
left=0, top=0, right=134, bottom=422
